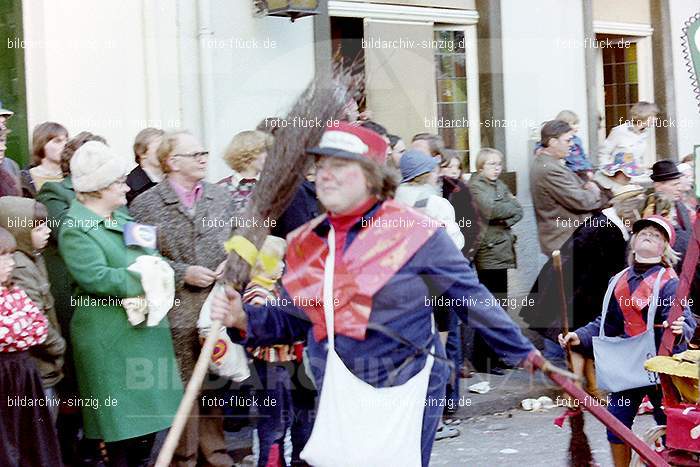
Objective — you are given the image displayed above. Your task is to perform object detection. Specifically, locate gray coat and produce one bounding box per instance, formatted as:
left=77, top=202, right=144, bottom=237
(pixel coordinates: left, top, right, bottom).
left=129, top=179, right=235, bottom=382
left=530, top=153, right=601, bottom=256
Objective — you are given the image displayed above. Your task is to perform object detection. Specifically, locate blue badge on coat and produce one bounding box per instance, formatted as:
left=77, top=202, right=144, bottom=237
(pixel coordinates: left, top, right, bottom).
left=124, top=222, right=157, bottom=249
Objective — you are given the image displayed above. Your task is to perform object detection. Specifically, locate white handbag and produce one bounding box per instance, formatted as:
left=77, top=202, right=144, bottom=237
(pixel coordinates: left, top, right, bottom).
left=197, top=283, right=250, bottom=382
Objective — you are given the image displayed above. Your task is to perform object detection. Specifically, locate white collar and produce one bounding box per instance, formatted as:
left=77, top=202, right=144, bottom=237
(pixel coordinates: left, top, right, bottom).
left=602, top=207, right=630, bottom=241
left=635, top=253, right=662, bottom=264
left=229, top=170, right=259, bottom=186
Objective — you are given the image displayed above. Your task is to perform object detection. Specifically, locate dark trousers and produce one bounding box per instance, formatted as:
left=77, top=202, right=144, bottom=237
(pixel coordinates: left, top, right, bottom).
left=464, top=269, right=509, bottom=372
left=607, top=385, right=665, bottom=444
left=104, top=432, right=157, bottom=467
left=253, top=359, right=315, bottom=466
left=444, top=311, right=461, bottom=410
left=477, top=268, right=508, bottom=295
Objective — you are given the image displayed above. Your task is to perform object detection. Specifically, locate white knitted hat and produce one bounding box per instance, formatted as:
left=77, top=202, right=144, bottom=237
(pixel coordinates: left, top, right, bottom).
left=71, top=141, right=130, bottom=192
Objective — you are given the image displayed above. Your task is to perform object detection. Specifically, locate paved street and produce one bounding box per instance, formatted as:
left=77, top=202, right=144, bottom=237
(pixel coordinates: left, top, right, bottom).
left=430, top=408, right=657, bottom=466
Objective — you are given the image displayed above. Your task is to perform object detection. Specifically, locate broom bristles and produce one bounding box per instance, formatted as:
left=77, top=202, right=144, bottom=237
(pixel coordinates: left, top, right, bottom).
left=569, top=411, right=593, bottom=466
left=223, top=64, right=356, bottom=288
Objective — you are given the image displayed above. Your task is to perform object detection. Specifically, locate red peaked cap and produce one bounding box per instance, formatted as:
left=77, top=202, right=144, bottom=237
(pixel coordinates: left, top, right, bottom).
left=306, top=121, right=388, bottom=165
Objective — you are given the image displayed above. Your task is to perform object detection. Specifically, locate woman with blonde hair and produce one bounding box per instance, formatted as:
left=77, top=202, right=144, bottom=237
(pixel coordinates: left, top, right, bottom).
left=468, top=147, right=523, bottom=374
left=469, top=148, right=522, bottom=295
left=218, top=130, right=273, bottom=213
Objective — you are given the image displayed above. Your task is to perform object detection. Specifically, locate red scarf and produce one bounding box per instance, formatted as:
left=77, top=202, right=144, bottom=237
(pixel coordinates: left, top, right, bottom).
left=283, top=199, right=437, bottom=341
left=328, top=197, right=378, bottom=262
left=613, top=267, right=676, bottom=336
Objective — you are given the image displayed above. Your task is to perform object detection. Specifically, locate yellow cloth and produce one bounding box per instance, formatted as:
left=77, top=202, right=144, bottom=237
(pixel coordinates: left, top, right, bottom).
left=674, top=350, right=700, bottom=364
left=645, top=353, right=700, bottom=403
left=224, top=235, right=280, bottom=275
left=645, top=355, right=699, bottom=379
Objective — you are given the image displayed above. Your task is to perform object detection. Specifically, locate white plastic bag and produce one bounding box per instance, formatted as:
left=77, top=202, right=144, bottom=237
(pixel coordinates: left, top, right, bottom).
left=197, top=283, right=250, bottom=382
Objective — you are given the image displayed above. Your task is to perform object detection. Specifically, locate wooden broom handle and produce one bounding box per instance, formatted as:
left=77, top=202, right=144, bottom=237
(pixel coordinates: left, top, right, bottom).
left=552, top=250, right=569, bottom=335
left=552, top=250, right=574, bottom=373
left=155, top=323, right=222, bottom=466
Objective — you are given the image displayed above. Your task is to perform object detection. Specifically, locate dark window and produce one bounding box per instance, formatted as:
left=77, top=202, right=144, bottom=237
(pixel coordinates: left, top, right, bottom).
left=599, top=34, right=638, bottom=135
left=434, top=30, right=469, bottom=166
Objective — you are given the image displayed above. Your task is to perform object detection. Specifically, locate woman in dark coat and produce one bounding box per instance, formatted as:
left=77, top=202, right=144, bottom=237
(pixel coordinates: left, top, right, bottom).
left=520, top=185, right=645, bottom=398
left=520, top=185, right=646, bottom=343
left=440, top=151, right=481, bottom=260
left=468, top=148, right=522, bottom=288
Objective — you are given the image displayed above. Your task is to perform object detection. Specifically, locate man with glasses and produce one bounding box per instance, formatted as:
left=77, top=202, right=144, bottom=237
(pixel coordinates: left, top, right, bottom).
left=130, top=130, right=234, bottom=467
left=530, top=119, right=602, bottom=256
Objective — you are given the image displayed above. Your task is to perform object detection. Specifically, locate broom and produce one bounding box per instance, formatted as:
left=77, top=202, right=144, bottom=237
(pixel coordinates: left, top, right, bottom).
left=552, top=250, right=593, bottom=466
left=155, top=65, right=355, bottom=467
left=527, top=351, right=669, bottom=467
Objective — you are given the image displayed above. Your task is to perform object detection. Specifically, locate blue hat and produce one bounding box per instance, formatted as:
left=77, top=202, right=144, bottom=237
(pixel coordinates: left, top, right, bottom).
left=399, top=149, right=437, bottom=182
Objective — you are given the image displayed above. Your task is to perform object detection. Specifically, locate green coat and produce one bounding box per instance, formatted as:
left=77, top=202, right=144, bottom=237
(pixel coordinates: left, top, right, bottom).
left=36, top=177, right=76, bottom=333
left=37, top=177, right=80, bottom=391
left=58, top=199, right=183, bottom=442
left=468, top=174, right=523, bottom=270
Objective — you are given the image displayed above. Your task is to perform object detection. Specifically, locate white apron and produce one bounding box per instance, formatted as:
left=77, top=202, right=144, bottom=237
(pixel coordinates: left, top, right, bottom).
left=300, top=227, right=434, bottom=467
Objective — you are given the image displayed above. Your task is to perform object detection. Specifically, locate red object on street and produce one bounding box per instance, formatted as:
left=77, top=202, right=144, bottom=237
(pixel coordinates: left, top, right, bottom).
left=659, top=217, right=700, bottom=408
left=553, top=408, right=578, bottom=428
left=526, top=351, right=670, bottom=467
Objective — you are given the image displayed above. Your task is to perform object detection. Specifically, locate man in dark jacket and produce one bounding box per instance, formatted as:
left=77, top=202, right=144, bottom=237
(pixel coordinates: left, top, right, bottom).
left=530, top=120, right=602, bottom=255
left=126, top=128, right=164, bottom=205
left=272, top=179, right=319, bottom=238
left=521, top=185, right=645, bottom=342
left=520, top=185, right=644, bottom=395
left=641, top=160, right=692, bottom=271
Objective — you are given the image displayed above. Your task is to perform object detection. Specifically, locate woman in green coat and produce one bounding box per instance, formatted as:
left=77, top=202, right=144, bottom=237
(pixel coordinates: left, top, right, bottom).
left=37, top=132, right=110, bottom=465
left=36, top=131, right=105, bottom=397
left=467, top=148, right=523, bottom=373
left=469, top=147, right=523, bottom=289
left=58, top=141, right=182, bottom=465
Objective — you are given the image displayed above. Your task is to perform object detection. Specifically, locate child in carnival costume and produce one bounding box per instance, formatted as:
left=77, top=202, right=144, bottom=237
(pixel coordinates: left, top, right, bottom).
left=560, top=215, right=696, bottom=467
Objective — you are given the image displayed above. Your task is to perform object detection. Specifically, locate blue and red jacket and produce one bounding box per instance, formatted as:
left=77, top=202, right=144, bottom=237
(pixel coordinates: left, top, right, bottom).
left=230, top=200, right=535, bottom=391
left=575, top=263, right=696, bottom=353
